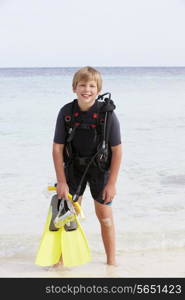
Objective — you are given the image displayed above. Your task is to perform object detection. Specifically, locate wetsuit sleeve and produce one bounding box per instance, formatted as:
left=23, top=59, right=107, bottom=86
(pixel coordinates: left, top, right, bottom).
left=53, top=108, right=66, bottom=144
left=109, top=111, right=121, bottom=146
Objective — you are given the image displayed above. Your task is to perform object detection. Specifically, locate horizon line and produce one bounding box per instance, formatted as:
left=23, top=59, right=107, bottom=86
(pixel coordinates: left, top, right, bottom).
left=0, top=65, right=185, bottom=69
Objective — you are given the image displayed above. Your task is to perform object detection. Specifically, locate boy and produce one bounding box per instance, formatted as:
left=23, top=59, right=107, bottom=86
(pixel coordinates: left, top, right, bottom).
left=53, top=66, right=122, bottom=265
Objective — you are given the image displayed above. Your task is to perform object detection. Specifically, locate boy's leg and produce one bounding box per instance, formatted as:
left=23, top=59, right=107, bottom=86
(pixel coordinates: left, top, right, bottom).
left=94, top=200, right=116, bottom=265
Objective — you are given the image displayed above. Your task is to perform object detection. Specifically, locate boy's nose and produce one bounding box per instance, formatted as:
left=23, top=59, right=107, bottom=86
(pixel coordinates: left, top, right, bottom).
left=84, top=86, right=90, bottom=91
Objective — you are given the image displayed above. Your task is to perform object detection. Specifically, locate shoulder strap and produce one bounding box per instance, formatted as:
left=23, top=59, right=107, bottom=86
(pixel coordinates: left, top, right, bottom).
left=63, top=100, right=77, bottom=142
left=97, top=93, right=116, bottom=144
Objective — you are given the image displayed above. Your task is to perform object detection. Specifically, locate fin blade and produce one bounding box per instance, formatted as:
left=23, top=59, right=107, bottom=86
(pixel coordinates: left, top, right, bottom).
left=61, top=218, right=91, bottom=267
left=35, top=208, right=62, bottom=267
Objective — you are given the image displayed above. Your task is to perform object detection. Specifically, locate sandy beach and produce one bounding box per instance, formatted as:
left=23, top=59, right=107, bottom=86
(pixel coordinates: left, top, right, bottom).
left=0, top=248, right=185, bottom=278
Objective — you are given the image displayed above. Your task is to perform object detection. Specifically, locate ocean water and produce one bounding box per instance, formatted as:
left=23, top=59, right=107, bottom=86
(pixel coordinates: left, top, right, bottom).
left=0, top=67, right=185, bottom=258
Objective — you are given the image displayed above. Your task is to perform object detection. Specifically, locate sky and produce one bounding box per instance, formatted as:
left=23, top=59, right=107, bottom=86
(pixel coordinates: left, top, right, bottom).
left=0, top=0, right=185, bottom=67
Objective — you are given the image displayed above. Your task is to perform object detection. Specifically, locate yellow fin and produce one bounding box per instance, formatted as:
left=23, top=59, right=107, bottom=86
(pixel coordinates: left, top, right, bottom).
left=61, top=217, right=91, bottom=267
left=35, top=207, right=62, bottom=266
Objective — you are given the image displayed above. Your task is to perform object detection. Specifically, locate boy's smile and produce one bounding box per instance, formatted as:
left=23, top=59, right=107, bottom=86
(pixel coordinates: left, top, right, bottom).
left=74, top=80, right=99, bottom=110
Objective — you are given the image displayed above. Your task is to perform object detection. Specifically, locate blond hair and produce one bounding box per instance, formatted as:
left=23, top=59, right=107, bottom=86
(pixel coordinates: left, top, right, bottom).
left=72, top=66, right=102, bottom=92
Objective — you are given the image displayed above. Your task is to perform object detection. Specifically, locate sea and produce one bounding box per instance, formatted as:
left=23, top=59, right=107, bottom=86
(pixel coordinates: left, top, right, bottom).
left=0, top=67, right=185, bottom=260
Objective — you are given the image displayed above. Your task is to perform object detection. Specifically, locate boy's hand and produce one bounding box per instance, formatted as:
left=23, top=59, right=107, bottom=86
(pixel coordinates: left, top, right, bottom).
left=102, top=183, right=116, bottom=204
left=57, top=182, right=69, bottom=200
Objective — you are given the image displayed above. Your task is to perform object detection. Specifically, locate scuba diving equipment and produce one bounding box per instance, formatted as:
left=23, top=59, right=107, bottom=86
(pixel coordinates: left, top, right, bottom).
left=63, top=92, right=115, bottom=172
left=48, top=184, right=85, bottom=218
left=64, top=221, right=78, bottom=232
left=35, top=191, right=91, bottom=267
left=54, top=198, right=76, bottom=229
left=69, top=93, right=115, bottom=202
left=49, top=194, right=60, bottom=231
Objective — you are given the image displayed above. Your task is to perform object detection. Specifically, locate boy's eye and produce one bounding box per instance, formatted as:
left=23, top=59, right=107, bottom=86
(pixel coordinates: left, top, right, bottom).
left=79, top=83, right=96, bottom=88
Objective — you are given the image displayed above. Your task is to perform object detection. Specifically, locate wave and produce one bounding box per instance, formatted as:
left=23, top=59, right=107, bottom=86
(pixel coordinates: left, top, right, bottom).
left=1, top=229, right=185, bottom=258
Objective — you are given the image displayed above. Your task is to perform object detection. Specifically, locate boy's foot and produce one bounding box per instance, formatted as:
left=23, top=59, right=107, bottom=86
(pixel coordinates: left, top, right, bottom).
left=53, top=260, right=63, bottom=268
left=106, top=260, right=118, bottom=267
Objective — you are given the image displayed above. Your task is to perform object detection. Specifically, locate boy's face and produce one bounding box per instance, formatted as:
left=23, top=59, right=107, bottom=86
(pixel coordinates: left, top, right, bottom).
left=74, top=80, right=99, bottom=107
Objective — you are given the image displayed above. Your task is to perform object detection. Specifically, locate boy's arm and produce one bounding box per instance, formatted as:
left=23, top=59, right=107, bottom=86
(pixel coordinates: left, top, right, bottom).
left=102, top=144, right=122, bottom=203
left=52, top=143, right=69, bottom=199
left=108, top=144, right=122, bottom=185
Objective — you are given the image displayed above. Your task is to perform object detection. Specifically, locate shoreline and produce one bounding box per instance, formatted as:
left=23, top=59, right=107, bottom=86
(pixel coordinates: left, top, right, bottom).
left=0, top=248, right=185, bottom=278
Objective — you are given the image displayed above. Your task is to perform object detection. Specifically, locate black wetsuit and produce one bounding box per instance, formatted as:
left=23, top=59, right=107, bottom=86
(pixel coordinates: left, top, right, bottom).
left=53, top=100, right=121, bottom=204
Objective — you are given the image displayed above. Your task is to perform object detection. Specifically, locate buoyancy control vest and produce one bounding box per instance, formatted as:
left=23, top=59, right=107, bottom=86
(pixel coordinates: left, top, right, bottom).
left=63, top=93, right=116, bottom=172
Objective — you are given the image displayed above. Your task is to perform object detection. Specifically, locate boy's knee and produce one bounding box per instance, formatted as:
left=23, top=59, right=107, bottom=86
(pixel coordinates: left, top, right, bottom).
left=99, top=217, right=112, bottom=227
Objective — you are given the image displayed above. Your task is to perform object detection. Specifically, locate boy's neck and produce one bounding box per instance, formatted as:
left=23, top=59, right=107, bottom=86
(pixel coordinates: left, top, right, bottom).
left=77, top=99, right=96, bottom=111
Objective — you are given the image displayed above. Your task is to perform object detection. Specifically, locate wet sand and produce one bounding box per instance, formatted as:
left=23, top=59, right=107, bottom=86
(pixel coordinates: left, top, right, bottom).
left=0, top=248, right=185, bottom=278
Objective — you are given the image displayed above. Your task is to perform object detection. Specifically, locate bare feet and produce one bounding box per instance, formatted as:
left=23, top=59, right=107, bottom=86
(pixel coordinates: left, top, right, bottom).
left=53, top=260, right=63, bottom=268
left=107, top=260, right=118, bottom=267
